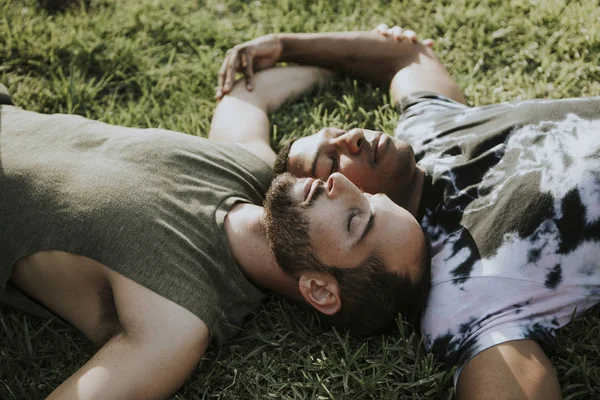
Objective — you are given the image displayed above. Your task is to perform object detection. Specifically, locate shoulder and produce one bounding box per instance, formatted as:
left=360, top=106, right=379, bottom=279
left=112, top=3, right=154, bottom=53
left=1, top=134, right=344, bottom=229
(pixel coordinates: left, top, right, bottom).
left=397, top=91, right=469, bottom=120
left=234, top=140, right=276, bottom=168
left=187, top=138, right=274, bottom=193
left=394, top=91, right=473, bottom=155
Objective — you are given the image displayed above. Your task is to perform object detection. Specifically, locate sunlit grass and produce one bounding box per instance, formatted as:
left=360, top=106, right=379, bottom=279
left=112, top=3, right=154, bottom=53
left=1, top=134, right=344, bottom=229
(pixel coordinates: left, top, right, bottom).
left=1, top=0, right=599, bottom=398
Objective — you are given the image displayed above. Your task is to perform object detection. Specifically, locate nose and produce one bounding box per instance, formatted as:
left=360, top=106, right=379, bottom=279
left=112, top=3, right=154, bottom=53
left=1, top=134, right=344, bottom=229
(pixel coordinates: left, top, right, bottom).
left=327, top=172, right=361, bottom=198
left=334, top=128, right=364, bottom=155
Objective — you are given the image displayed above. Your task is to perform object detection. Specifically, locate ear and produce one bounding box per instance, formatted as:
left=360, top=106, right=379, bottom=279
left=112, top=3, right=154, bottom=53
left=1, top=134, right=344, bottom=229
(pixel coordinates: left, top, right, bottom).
left=298, top=272, right=341, bottom=316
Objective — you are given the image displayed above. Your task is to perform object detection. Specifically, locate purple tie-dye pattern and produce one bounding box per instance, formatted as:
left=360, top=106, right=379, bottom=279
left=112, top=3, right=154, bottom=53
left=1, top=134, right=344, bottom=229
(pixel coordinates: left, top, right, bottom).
left=395, top=93, right=600, bottom=387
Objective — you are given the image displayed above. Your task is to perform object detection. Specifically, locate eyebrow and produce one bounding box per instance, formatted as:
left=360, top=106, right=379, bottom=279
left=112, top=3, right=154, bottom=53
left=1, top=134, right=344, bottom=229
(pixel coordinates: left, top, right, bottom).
left=310, top=149, right=320, bottom=178
left=358, top=213, right=374, bottom=243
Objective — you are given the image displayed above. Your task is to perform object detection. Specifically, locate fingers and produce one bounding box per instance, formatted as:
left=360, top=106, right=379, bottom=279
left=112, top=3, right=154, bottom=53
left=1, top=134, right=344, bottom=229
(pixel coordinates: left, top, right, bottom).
left=216, top=52, right=230, bottom=100
left=216, top=47, right=243, bottom=100
left=390, top=26, right=405, bottom=40
left=385, top=25, right=416, bottom=42
left=223, top=47, right=240, bottom=94
left=216, top=45, right=259, bottom=99
left=403, top=29, right=418, bottom=43
left=243, top=52, right=254, bottom=91
left=423, top=38, right=435, bottom=47
left=374, top=23, right=389, bottom=34
left=373, top=24, right=433, bottom=45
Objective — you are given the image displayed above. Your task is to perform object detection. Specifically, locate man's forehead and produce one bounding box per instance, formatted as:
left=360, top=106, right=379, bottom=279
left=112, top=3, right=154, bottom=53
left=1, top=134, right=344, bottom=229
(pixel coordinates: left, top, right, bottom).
left=288, top=135, right=319, bottom=177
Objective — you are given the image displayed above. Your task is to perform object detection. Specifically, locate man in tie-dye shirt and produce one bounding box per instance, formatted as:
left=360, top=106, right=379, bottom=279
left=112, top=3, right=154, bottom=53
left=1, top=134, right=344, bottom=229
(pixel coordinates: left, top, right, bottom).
left=395, top=93, right=600, bottom=397
left=214, top=25, right=599, bottom=399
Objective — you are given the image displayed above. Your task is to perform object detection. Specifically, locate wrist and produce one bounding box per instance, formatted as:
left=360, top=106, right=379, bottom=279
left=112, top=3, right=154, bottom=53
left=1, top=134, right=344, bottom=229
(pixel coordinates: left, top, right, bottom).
left=277, top=33, right=303, bottom=63
left=262, top=33, right=284, bottom=62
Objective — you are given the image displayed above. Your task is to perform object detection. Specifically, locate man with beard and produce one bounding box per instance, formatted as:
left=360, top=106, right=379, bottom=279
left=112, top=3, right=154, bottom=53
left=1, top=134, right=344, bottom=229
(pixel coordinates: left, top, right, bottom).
left=213, top=25, right=600, bottom=399
left=0, top=78, right=430, bottom=398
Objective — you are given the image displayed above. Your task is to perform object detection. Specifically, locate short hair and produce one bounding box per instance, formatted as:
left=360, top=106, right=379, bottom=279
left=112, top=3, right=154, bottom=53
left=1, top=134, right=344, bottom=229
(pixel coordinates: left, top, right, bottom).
left=263, top=175, right=432, bottom=336
left=273, top=140, right=296, bottom=175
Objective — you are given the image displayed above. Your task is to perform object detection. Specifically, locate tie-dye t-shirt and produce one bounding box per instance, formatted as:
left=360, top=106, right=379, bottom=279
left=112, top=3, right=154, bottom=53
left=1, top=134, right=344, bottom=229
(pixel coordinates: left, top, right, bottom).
left=395, top=93, right=600, bottom=386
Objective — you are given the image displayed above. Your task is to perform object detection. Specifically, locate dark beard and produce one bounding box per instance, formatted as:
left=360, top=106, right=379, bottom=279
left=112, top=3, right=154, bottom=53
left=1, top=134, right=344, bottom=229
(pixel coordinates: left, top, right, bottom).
left=264, top=172, right=296, bottom=211
left=262, top=173, right=315, bottom=275
left=262, top=173, right=432, bottom=336
left=265, top=173, right=326, bottom=211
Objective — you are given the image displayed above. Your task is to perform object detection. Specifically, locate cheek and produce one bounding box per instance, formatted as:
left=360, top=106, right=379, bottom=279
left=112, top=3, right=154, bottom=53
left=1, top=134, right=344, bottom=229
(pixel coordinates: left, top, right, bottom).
left=381, top=150, right=404, bottom=172
left=379, top=226, right=419, bottom=275
left=372, top=157, right=411, bottom=193
left=308, top=212, right=337, bottom=244
left=340, top=162, right=372, bottom=188
left=389, top=147, right=414, bottom=176
left=310, top=223, right=345, bottom=263
left=360, top=170, right=396, bottom=195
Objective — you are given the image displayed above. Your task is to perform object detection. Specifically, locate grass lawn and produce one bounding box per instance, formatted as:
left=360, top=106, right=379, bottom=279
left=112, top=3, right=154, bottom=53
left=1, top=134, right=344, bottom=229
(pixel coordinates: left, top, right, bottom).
left=1, top=0, right=600, bottom=398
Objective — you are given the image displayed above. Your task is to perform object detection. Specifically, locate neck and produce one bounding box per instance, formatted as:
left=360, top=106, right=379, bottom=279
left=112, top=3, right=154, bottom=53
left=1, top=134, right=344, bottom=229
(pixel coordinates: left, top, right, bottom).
left=391, top=165, right=426, bottom=220
left=224, top=203, right=304, bottom=303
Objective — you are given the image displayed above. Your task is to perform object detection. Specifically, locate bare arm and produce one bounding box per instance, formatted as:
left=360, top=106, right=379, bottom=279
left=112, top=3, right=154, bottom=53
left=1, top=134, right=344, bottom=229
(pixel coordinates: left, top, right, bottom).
left=47, top=270, right=209, bottom=400
left=217, top=28, right=464, bottom=104
left=457, top=340, right=562, bottom=400
left=210, top=66, right=332, bottom=166
left=389, top=44, right=465, bottom=105
left=279, top=31, right=428, bottom=86
left=279, top=31, right=465, bottom=104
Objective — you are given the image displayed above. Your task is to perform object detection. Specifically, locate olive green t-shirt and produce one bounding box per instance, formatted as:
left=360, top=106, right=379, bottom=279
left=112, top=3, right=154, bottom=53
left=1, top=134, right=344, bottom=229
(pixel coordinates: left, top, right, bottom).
left=0, top=96, right=272, bottom=345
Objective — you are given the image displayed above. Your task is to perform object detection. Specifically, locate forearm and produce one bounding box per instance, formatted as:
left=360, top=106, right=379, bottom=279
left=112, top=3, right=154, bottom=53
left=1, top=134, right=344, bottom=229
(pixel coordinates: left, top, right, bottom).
left=48, top=332, right=206, bottom=400
left=210, top=66, right=332, bottom=144
left=48, top=269, right=210, bottom=400
left=277, top=31, right=425, bottom=85
left=236, top=65, right=332, bottom=113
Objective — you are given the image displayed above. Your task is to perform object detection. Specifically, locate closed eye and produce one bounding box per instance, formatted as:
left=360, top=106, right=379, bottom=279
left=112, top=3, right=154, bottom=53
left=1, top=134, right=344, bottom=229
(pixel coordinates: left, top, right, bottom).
left=346, top=209, right=358, bottom=232
left=358, top=213, right=374, bottom=243
left=330, top=154, right=338, bottom=175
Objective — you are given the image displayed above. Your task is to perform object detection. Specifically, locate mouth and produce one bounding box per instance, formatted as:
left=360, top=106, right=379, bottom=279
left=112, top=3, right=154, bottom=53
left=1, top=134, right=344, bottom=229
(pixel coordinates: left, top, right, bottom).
left=303, top=178, right=320, bottom=203
left=371, top=133, right=385, bottom=165
left=374, top=134, right=388, bottom=164
left=302, top=178, right=314, bottom=201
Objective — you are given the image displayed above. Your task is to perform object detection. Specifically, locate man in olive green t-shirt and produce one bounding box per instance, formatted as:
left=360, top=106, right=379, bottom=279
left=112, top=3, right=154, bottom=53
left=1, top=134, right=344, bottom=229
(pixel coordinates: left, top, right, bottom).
left=0, top=71, right=429, bottom=398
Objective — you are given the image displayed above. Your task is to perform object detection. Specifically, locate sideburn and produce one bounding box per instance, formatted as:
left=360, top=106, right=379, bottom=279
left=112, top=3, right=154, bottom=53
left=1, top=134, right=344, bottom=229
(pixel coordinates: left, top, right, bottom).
left=263, top=173, right=317, bottom=275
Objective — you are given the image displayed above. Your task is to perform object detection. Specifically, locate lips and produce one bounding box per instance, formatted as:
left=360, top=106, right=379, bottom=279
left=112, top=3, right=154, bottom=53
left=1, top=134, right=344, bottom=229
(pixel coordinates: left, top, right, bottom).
left=303, top=177, right=323, bottom=203
left=374, top=134, right=388, bottom=164
left=303, top=178, right=315, bottom=201
left=372, top=133, right=385, bottom=164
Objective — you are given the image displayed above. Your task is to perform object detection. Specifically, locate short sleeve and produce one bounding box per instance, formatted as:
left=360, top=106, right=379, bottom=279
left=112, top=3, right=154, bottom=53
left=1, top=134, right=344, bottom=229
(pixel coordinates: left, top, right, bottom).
left=397, top=92, right=468, bottom=123
left=394, top=92, right=469, bottom=156
left=422, top=277, right=587, bottom=389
